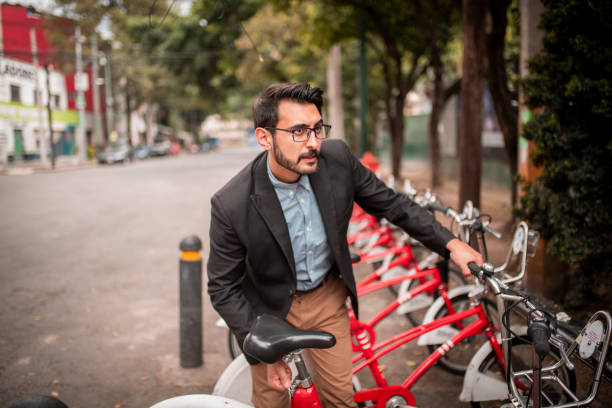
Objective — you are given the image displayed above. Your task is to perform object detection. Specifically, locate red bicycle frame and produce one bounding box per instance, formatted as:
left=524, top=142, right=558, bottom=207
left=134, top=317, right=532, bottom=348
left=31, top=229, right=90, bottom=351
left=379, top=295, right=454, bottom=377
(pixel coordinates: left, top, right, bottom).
left=291, top=386, right=323, bottom=408
left=355, top=244, right=420, bottom=289
left=351, top=302, right=504, bottom=406
left=350, top=263, right=454, bottom=350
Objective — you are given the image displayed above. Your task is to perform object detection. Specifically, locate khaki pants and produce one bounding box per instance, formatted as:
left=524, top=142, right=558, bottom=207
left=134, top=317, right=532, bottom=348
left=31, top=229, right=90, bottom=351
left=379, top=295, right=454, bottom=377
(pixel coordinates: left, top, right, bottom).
left=250, top=273, right=356, bottom=408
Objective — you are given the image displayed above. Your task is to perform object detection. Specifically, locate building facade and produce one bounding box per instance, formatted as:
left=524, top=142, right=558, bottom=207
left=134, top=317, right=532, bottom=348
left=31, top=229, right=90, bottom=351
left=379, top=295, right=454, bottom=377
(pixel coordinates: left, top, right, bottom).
left=0, top=3, right=102, bottom=163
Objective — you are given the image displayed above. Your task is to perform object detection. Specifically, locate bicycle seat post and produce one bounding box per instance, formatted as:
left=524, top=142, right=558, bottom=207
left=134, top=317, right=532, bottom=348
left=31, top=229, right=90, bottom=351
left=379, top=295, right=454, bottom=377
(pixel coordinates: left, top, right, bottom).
left=284, top=350, right=312, bottom=388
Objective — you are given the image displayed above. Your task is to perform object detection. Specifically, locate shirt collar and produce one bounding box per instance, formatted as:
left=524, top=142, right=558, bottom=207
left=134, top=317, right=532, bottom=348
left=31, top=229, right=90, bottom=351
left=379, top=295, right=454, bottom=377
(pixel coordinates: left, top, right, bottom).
left=266, top=155, right=311, bottom=192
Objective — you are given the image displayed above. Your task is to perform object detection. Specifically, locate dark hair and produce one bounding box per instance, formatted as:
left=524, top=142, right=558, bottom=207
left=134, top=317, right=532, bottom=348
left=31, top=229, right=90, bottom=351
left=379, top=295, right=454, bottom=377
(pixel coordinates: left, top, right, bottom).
left=252, top=83, right=324, bottom=129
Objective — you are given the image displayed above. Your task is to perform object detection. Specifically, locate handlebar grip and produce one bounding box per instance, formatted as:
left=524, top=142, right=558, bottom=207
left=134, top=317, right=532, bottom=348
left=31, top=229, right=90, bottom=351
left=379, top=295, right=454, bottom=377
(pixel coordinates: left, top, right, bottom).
left=468, top=262, right=481, bottom=277
left=528, top=320, right=551, bottom=359
left=427, top=202, right=449, bottom=214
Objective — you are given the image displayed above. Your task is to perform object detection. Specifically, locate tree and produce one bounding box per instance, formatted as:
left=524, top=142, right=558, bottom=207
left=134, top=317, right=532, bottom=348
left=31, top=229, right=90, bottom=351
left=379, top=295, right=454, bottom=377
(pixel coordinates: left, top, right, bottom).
left=229, top=2, right=327, bottom=117
left=307, top=1, right=430, bottom=181
left=486, top=0, right=520, bottom=206
left=518, top=0, right=612, bottom=309
left=48, top=0, right=262, bottom=138
left=458, top=0, right=487, bottom=208
left=415, top=0, right=461, bottom=188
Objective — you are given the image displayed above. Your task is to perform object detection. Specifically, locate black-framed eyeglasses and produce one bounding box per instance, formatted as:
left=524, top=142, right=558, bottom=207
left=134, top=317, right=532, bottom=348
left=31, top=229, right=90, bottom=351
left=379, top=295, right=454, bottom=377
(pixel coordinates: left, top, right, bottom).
left=265, top=124, right=332, bottom=142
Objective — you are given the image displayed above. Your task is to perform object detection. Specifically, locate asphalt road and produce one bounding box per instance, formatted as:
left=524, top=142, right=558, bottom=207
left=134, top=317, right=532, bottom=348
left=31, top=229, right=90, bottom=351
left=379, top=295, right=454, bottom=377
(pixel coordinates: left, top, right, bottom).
left=1, top=149, right=608, bottom=408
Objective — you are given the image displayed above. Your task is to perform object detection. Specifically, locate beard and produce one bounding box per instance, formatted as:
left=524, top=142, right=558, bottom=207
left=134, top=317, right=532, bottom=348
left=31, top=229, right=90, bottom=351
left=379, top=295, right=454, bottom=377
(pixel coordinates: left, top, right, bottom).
left=272, top=140, right=320, bottom=176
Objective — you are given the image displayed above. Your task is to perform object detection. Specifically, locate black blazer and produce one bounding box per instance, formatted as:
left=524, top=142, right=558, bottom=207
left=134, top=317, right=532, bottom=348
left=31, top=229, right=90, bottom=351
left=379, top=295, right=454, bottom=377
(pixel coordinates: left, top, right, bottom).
left=207, top=139, right=454, bottom=363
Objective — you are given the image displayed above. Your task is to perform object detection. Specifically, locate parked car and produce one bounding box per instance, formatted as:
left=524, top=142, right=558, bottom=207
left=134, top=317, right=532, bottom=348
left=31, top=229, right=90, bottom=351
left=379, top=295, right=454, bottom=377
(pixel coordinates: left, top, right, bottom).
left=200, top=137, right=219, bottom=152
left=133, top=144, right=151, bottom=159
left=97, top=142, right=131, bottom=164
left=150, top=137, right=172, bottom=157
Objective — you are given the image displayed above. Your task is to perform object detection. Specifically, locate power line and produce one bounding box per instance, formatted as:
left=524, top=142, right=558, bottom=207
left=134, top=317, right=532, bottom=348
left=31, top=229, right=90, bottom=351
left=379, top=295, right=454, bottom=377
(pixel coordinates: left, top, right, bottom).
left=1, top=48, right=230, bottom=61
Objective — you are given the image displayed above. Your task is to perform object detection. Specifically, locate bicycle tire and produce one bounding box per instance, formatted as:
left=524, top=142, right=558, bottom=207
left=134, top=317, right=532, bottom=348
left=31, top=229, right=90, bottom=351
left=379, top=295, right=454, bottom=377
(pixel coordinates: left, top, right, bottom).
left=470, top=335, right=576, bottom=407
left=426, top=294, right=498, bottom=375
left=228, top=329, right=242, bottom=359
left=402, top=262, right=468, bottom=327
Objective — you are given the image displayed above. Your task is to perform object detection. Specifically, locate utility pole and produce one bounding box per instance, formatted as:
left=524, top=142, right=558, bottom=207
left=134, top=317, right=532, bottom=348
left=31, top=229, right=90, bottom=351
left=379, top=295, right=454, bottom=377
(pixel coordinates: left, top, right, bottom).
left=102, top=52, right=114, bottom=139
left=74, top=26, right=87, bottom=162
left=31, top=27, right=48, bottom=166
left=44, top=63, right=56, bottom=168
left=91, top=34, right=102, bottom=147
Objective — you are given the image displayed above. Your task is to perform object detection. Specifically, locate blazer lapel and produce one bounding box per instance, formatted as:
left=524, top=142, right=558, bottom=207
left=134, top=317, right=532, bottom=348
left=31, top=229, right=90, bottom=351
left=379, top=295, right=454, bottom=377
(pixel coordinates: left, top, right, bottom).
left=309, top=155, right=342, bottom=264
left=249, top=153, right=297, bottom=277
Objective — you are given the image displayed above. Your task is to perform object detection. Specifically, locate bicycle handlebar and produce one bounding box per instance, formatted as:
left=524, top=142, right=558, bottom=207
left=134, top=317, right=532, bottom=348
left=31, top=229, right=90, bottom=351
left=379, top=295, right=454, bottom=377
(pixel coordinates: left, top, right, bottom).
left=468, top=262, right=494, bottom=279
left=426, top=202, right=449, bottom=214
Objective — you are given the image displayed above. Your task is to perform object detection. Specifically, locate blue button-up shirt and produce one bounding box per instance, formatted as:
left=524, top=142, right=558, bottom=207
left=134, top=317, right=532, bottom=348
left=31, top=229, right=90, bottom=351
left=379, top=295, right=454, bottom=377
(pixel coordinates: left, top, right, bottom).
left=267, top=159, right=333, bottom=291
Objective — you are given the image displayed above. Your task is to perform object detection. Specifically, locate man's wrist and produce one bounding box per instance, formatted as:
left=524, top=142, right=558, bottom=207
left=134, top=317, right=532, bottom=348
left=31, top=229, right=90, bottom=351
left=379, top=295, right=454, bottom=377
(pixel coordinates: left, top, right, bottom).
left=445, top=238, right=461, bottom=251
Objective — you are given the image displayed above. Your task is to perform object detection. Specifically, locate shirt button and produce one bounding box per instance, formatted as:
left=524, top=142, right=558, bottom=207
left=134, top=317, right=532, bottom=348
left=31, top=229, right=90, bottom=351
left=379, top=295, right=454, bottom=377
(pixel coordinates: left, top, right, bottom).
left=309, top=270, right=313, bottom=275
left=306, top=226, right=310, bottom=232
left=300, top=198, right=305, bottom=203
left=308, top=250, right=312, bottom=255
left=290, top=191, right=294, bottom=196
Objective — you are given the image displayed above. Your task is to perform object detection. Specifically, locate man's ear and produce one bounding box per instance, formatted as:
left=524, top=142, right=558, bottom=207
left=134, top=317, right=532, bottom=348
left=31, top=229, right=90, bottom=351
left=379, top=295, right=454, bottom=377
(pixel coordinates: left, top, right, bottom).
left=255, top=127, right=272, bottom=151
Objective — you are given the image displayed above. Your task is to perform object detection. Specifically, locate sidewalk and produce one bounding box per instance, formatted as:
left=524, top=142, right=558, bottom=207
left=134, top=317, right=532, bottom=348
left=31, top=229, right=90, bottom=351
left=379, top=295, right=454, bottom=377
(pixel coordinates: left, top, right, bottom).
left=1, top=156, right=98, bottom=176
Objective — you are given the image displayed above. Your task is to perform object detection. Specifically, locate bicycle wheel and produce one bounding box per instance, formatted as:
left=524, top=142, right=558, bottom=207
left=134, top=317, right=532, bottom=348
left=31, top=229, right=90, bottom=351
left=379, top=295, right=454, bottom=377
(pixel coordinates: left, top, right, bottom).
left=426, top=294, right=497, bottom=375
left=470, top=336, right=576, bottom=408
left=402, top=262, right=468, bottom=327
left=228, top=329, right=242, bottom=359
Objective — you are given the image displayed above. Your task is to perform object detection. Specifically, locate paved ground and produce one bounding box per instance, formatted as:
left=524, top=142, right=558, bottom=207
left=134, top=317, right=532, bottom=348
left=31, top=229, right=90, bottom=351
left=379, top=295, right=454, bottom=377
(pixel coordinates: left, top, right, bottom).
left=1, top=148, right=609, bottom=407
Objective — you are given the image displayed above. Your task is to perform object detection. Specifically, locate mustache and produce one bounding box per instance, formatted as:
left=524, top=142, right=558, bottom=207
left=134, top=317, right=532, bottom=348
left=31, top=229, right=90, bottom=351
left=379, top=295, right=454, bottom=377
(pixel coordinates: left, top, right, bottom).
left=298, top=150, right=320, bottom=160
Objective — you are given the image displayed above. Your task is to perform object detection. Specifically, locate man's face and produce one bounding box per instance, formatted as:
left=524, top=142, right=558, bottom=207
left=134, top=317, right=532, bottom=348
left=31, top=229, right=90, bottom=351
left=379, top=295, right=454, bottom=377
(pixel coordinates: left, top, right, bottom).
left=266, top=100, right=322, bottom=183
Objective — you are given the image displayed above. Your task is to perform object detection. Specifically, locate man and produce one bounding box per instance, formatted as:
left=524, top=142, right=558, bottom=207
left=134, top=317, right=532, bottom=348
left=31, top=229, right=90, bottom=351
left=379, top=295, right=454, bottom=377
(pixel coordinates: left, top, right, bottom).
left=207, top=82, right=482, bottom=407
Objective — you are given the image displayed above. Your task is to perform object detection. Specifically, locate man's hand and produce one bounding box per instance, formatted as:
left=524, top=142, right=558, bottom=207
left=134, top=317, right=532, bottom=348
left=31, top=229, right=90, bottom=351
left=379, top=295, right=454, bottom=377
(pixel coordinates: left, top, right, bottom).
left=267, top=360, right=292, bottom=391
left=446, top=238, right=483, bottom=280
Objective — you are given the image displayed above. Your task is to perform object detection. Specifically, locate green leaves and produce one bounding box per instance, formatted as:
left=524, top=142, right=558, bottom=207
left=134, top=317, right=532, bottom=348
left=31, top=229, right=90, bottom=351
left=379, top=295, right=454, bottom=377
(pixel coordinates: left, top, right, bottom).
left=519, top=0, right=612, bottom=309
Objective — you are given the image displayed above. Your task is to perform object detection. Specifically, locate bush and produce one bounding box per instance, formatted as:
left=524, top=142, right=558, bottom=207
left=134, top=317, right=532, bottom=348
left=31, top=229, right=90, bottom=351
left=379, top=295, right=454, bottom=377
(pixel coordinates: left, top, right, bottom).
left=518, top=0, right=612, bottom=310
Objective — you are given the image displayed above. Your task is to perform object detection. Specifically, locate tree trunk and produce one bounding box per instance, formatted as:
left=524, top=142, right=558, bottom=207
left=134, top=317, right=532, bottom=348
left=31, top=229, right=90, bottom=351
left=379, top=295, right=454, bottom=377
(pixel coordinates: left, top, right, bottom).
left=429, top=52, right=445, bottom=188
left=389, top=90, right=406, bottom=183
left=459, top=0, right=487, bottom=209
left=487, top=0, right=519, bottom=207
left=125, top=90, right=134, bottom=160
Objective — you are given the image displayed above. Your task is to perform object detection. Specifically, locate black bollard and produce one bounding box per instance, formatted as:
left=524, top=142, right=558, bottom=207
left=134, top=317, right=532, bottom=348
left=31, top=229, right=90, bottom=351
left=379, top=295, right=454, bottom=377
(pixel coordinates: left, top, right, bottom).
left=179, top=235, right=203, bottom=368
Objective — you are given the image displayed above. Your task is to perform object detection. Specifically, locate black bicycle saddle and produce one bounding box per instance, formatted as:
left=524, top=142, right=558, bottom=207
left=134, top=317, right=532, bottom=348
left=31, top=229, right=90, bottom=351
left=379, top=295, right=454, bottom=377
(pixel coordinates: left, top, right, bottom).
left=243, top=314, right=336, bottom=364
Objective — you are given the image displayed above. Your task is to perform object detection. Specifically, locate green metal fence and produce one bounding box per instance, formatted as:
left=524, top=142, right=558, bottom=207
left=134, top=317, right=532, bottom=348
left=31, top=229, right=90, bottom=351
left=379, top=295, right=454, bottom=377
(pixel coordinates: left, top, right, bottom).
left=376, top=114, right=511, bottom=187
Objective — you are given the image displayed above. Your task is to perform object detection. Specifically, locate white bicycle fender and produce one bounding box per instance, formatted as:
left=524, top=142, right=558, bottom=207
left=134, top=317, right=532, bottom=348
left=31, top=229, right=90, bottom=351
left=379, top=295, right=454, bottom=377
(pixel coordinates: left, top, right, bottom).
left=458, top=326, right=527, bottom=402
left=416, top=285, right=476, bottom=346
left=150, top=394, right=252, bottom=408
left=212, top=354, right=252, bottom=403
